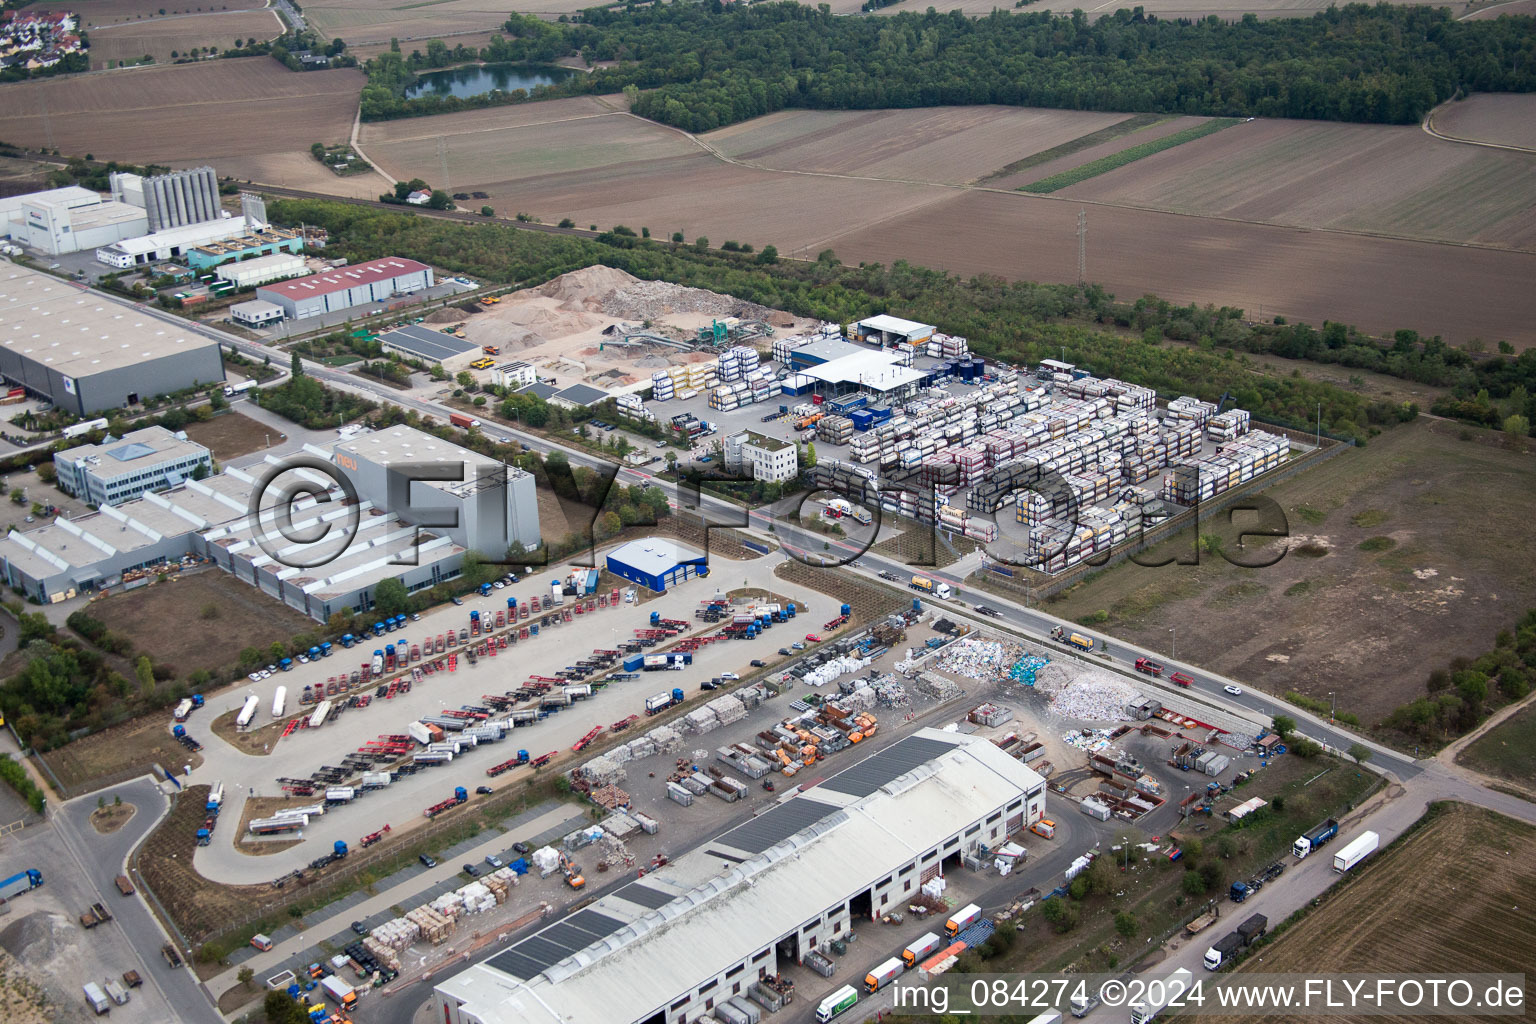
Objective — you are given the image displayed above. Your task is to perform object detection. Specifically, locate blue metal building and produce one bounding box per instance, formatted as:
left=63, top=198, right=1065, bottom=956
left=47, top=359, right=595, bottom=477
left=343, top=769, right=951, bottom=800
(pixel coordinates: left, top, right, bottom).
left=605, top=539, right=709, bottom=593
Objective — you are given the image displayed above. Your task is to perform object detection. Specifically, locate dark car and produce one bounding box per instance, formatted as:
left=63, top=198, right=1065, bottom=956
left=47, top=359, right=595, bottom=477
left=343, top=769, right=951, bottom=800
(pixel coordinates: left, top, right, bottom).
left=778, top=648, right=791, bottom=656
left=462, top=863, right=481, bottom=878
left=750, top=659, right=766, bottom=667
left=476, top=785, right=493, bottom=795
left=512, top=841, right=529, bottom=855
left=351, top=921, right=368, bottom=936
left=700, top=680, right=719, bottom=691
left=419, top=854, right=437, bottom=868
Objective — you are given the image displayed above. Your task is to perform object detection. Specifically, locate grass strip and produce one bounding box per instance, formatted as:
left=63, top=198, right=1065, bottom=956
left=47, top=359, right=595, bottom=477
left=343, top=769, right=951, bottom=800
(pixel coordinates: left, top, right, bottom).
left=1019, top=117, right=1244, bottom=194
left=980, top=112, right=1168, bottom=183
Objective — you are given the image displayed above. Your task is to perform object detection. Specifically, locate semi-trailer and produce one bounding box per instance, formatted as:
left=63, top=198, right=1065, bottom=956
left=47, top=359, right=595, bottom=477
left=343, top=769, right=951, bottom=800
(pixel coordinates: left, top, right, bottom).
left=271, top=685, right=287, bottom=718
left=1292, top=818, right=1340, bottom=859
left=1332, top=831, right=1379, bottom=873
left=0, top=869, right=43, bottom=900
left=424, top=787, right=468, bottom=818
left=1129, top=968, right=1193, bottom=1024
left=308, top=700, right=332, bottom=729
left=1204, top=914, right=1267, bottom=969
left=645, top=688, right=686, bottom=715
left=206, top=782, right=224, bottom=812
left=236, top=694, right=260, bottom=728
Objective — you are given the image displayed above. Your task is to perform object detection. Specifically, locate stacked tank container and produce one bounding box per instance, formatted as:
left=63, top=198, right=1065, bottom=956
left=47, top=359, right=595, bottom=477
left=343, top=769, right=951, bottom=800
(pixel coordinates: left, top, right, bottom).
left=1207, top=409, right=1252, bottom=442
left=651, top=371, right=674, bottom=402
left=1161, top=430, right=1287, bottom=505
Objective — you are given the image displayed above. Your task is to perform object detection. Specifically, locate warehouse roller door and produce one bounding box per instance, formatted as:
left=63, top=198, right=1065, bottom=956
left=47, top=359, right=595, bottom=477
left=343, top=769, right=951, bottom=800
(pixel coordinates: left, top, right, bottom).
left=1006, top=814, right=1023, bottom=834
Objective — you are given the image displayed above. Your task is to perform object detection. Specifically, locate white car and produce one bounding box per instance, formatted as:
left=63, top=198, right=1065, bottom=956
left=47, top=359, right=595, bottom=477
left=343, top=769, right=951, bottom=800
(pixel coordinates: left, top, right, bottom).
left=720, top=672, right=739, bottom=681
left=248, top=672, right=262, bottom=683
left=1224, top=685, right=1242, bottom=696
left=259, top=670, right=272, bottom=680
left=493, top=581, right=506, bottom=589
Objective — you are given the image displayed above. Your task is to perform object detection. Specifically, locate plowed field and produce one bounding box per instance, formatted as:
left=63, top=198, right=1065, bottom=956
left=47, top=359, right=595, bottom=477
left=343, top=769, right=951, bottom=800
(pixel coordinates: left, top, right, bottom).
left=1059, top=117, right=1536, bottom=250
left=1432, top=93, right=1536, bottom=151
left=0, top=58, right=363, bottom=166
left=85, top=10, right=284, bottom=69
left=704, top=106, right=1127, bottom=185
left=1216, top=803, right=1535, bottom=1024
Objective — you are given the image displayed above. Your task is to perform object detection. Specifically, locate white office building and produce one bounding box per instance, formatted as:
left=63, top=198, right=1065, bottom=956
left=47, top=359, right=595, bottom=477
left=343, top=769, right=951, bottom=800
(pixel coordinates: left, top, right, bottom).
left=724, top=430, right=798, bottom=483
left=1, top=185, right=149, bottom=256
left=52, top=425, right=212, bottom=506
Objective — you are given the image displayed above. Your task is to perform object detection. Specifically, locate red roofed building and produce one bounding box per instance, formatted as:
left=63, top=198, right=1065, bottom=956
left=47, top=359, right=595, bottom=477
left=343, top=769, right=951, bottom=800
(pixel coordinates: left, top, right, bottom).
left=255, top=257, right=433, bottom=320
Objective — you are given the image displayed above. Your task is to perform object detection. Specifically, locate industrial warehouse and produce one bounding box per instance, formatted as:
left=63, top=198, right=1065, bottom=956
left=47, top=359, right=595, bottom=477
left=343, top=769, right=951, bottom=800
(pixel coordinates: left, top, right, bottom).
left=0, top=262, right=226, bottom=414
left=605, top=539, right=709, bottom=593
left=0, top=425, right=539, bottom=618
left=433, top=730, right=1046, bottom=1024
left=258, top=256, right=434, bottom=320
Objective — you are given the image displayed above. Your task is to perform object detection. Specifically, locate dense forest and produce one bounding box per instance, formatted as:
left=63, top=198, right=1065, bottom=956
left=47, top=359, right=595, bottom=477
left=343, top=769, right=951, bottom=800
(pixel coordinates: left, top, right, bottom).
left=359, top=3, right=1536, bottom=126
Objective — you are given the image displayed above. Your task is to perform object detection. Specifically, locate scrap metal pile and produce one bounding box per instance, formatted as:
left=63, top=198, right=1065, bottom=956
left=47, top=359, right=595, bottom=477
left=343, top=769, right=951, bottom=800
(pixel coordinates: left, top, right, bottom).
left=1033, top=663, right=1138, bottom=722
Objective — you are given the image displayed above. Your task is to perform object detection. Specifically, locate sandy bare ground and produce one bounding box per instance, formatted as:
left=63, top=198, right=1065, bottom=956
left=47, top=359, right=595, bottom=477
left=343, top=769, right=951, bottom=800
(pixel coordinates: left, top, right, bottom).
left=0, top=58, right=363, bottom=166
left=440, top=265, right=809, bottom=394
left=1431, top=93, right=1536, bottom=150
left=1059, top=117, right=1536, bottom=250
left=818, top=189, right=1536, bottom=347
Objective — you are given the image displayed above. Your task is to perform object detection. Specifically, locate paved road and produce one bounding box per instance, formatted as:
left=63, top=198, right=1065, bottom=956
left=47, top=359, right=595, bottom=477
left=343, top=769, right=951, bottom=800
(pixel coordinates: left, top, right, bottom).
left=52, top=777, right=223, bottom=1024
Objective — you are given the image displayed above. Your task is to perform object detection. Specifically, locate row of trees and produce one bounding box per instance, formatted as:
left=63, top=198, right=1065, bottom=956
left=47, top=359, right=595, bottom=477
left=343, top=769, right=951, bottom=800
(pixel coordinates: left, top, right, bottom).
left=268, top=198, right=1425, bottom=441
left=1382, top=608, right=1536, bottom=744
left=357, top=3, right=1536, bottom=127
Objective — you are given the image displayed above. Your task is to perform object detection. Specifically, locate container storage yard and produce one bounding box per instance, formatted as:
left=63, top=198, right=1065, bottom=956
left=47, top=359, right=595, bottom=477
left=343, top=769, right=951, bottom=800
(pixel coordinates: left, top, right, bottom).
left=618, top=314, right=1297, bottom=575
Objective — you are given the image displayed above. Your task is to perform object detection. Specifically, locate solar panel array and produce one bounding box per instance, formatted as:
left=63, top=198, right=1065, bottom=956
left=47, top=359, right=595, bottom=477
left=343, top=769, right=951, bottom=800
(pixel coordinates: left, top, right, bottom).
left=711, top=796, right=839, bottom=856
left=486, top=908, right=626, bottom=980
left=816, top=734, right=955, bottom=798
left=613, top=881, right=675, bottom=910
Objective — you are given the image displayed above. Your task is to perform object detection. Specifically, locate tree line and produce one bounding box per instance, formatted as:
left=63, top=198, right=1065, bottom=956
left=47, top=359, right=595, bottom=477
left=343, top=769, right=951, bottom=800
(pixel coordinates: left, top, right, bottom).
left=267, top=197, right=1442, bottom=441
left=359, top=3, right=1536, bottom=127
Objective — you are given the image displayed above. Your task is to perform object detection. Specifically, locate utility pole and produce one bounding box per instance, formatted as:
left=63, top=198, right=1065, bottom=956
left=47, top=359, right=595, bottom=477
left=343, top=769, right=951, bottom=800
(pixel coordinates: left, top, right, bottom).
left=1076, top=208, right=1087, bottom=290
left=1316, top=402, right=1322, bottom=447
left=438, top=135, right=449, bottom=193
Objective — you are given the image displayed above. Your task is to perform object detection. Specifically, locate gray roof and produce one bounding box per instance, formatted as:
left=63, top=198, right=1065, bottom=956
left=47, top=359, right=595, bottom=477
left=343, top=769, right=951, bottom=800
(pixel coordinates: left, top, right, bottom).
left=379, top=324, right=479, bottom=363
left=519, top=382, right=559, bottom=401
left=553, top=383, right=609, bottom=407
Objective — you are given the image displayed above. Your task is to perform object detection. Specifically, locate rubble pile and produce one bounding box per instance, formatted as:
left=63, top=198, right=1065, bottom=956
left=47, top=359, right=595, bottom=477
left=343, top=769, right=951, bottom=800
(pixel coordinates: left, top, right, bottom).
left=874, top=679, right=911, bottom=707
left=933, top=638, right=1026, bottom=679
left=578, top=754, right=625, bottom=785
left=1035, top=664, right=1137, bottom=722
left=915, top=671, right=963, bottom=700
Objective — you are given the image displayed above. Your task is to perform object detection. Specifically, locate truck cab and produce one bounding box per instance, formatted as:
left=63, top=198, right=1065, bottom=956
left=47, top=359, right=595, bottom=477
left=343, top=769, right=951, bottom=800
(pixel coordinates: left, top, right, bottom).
left=1229, top=880, right=1251, bottom=903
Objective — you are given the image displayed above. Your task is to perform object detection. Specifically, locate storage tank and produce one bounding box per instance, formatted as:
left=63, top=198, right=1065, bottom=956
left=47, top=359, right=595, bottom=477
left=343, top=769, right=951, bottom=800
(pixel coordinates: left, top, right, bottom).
left=236, top=694, right=260, bottom=728
left=271, top=685, right=287, bottom=718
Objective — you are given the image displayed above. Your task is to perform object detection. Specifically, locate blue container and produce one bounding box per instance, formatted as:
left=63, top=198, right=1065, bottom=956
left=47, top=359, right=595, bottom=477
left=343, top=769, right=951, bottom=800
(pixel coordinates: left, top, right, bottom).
left=850, top=409, right=874, bottom=431
left=912, top=598, right=923, bottom=612
left=840, top=603, right=851, bottom=616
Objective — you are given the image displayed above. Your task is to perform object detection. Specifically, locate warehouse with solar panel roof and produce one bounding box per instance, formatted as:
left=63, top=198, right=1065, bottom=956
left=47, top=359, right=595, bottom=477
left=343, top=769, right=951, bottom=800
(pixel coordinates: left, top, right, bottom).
left=432, top=729, right=1045, bottom=1024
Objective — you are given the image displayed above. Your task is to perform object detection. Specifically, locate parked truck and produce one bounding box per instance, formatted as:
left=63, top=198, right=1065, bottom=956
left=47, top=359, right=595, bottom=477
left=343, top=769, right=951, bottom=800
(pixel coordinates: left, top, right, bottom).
left=944, top=903, right=982, bottom=938
left=645, top=688, right=686, bottom=715
left=1204, top=914, right=1267, bottom=970
left=449, top=412, right=482, bottom=429
left=0, top=869, right=43, bottom=901
left=816, top=985, right=858, bottom=1023
left=114, top=875, right=134, bottom=897
left=863, top=957, right=903, bottom=994
left=1128, top=967, right=1193, bottom=1024
left=1203, top=932, right=1244, bottom=970
left=321, top=974, right=358, bottom=1009
left=1291, top=817, right=1339, bottom=859
left=1332, top=831, right=1379, bottom=873
left=900, top=932, right=944, bottom=968
left=83, top=982, right=111, bottom=1015
left=236, top=694, right=260, bottom=728
left=1049, top=626, right=1095, bottom=653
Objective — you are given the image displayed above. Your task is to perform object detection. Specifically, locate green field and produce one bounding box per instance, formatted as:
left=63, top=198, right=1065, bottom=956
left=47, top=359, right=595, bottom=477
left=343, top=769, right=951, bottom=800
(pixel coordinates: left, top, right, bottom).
left=1020, top=118, right=1244, bottom=194
left=1459, top=703, right=1536, bottom=790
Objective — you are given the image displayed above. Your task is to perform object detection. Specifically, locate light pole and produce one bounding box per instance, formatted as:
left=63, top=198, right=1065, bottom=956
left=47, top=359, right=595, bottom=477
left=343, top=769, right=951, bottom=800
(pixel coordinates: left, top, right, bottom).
left=1169, top=626, right=1176, bottom=660
left=1328, top=691, right=1336, bottom=724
